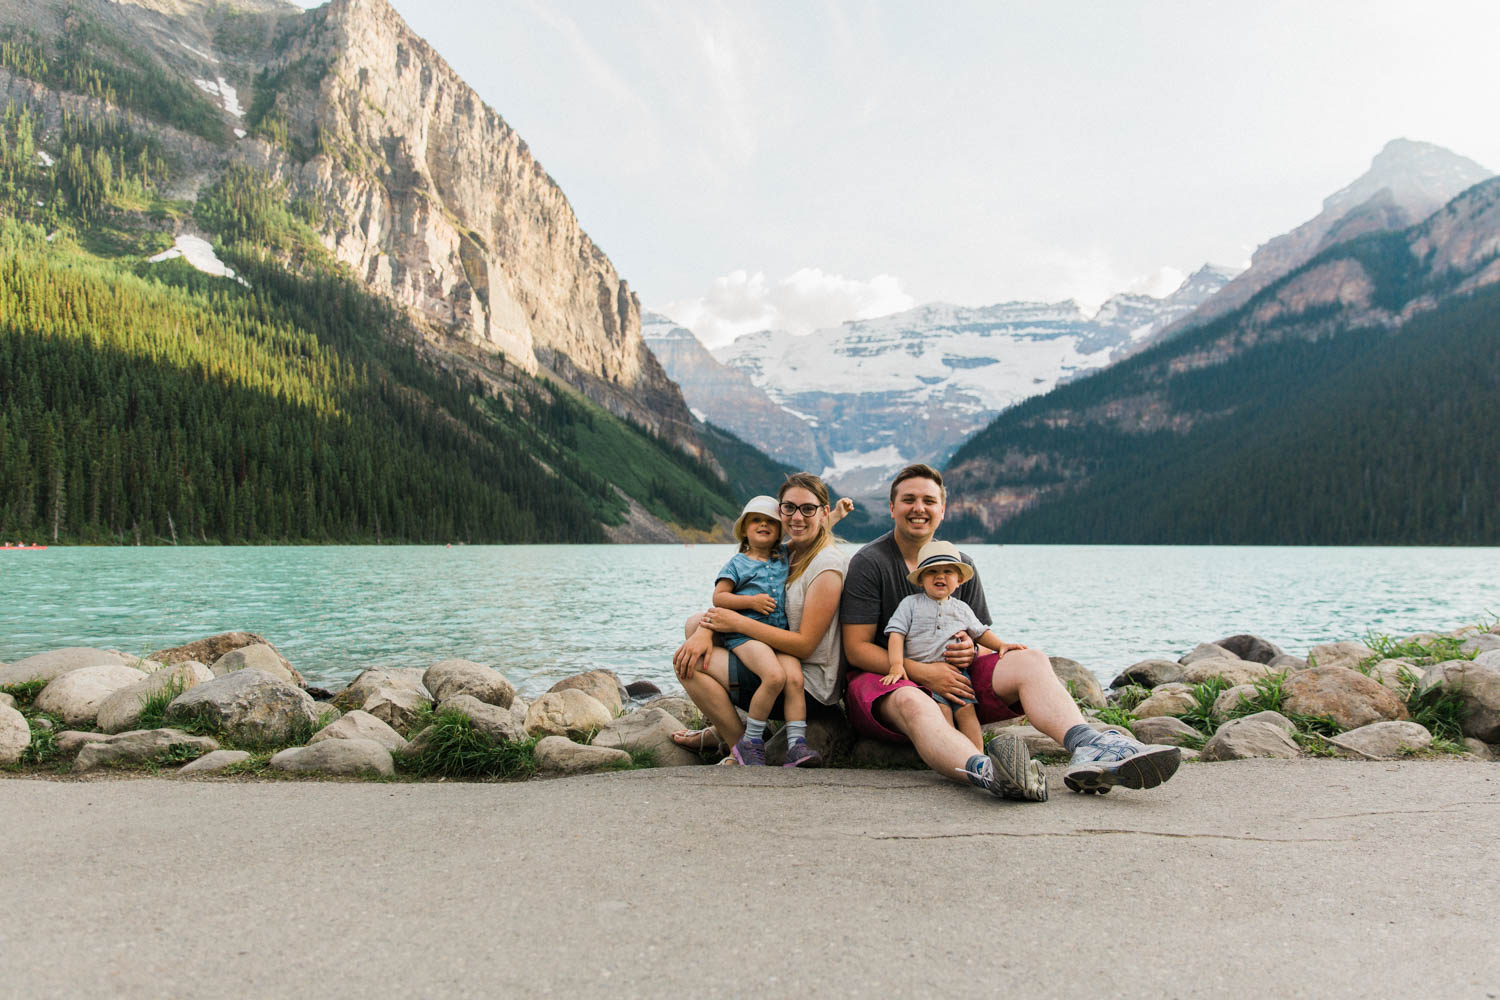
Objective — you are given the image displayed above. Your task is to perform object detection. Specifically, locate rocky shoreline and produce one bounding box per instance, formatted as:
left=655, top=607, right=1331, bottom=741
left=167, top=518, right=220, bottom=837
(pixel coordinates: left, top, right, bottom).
left=2, top=625, right=1498, bottom=780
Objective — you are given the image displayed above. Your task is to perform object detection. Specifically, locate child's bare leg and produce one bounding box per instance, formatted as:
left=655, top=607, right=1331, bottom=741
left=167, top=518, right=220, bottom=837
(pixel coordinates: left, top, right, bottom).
left=733, top=640, right=785, bottom=734
left=954, top=703, right=983, bottom=752
left=779, top=655, right=806, bottom=723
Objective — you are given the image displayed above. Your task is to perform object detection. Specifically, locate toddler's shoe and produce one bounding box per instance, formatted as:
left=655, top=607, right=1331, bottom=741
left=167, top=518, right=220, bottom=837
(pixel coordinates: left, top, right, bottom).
left=731, top=735, right=767, bottom=766
left=783, top=738, right=822, bottom=768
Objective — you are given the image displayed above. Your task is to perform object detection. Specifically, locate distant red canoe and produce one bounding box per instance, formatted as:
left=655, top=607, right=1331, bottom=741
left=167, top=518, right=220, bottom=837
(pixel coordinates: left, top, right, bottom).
left=0, top=545, right=46, bottom=550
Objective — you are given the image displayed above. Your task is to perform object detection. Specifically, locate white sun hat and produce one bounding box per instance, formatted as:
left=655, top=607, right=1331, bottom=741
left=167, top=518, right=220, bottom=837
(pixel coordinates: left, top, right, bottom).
left=734, top=495, right=783, bottom=544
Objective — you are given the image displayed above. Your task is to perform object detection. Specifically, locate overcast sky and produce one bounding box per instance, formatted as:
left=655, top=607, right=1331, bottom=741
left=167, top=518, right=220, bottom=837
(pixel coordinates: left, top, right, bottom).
left=301, top=0, right=1500, bottom=347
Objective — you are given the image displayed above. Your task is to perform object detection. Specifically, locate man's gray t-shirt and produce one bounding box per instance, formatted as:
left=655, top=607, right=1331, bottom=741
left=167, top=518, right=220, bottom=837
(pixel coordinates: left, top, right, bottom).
left=885, top=593, right=988, bottom=664
left=840, top=530, right=990, bottom=652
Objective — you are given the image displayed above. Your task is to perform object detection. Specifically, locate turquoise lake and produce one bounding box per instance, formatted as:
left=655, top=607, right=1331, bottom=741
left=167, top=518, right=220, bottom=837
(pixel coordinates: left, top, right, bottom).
left=2, top=544, right=1497, bottom=694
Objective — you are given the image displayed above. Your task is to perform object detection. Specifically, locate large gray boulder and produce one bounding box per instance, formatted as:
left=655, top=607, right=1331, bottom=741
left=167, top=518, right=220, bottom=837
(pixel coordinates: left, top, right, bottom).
left=1211, top=684, right=1261, bottom=721
left=1327, top=721, right=1432, bottom=759
left=423, top=659, right=516, bottom=708
left=1267, top=654, right=1309, bottom=672
left=34, top=664, right=148, bottom=727
left=151, top=632, right=304, bottom=687
left=0, top=692, right=13, bottom=710
left=1127, top=716, right=1204, bottom=747
left=177, top=749, right=252, bottom=775
left=1234, top=710, right=1296, bottom=733
left=56, top=730, right=112, bottom=757
left=1282, top=666, right=1409, bottom=730
left=308, top=709, right=409, bottom=752
left=436, top=694, right=526, bottom=744
left=1050, top=657, right=1105, bottom=708
left=96, top=662, right=214, bottom=734
left=331, top=668, right=431, bottom=711
left=0, top=704, right=29, bottom=765
left=1474, top=649, right=1500, bottom=669
left=1180, top=658, right=1273, bottom=687
left=1417, top=661, right=1500, bottom=742
left=1366, top=659, right=1418, bottom=692
left=1200, top=719, right=1300, bottom=761
left=362, top=686, right=431, bottom=734
left=1307, top=641, right=1379, bottom=672
left=547, top=670, right=625, bottom=716
left=270, top=738, right=394, bottom=777
left=1214, top=634, right=1285, bottom=665
left=1179, top=643, right=1232, bottom=666
left=525, top=689, right=613, bottom=739
left=0, top=647, right=127, bottom=686
left=1461, top=634, right=1500, bottom=656
left=640, top=695, right=701, bottom=728
left=75, top=729, right=220, bottom=771
left=1133, top=684, right=1197, bottom=719
left=1110, top=659, right=1185, bottom=689
left=167, top=669, right=320, bottom=745
left=533, top=735, right=628, bottom=775
left=591, top=708, right=699, bottom=767
left=210, top=644, right=297, bottom=685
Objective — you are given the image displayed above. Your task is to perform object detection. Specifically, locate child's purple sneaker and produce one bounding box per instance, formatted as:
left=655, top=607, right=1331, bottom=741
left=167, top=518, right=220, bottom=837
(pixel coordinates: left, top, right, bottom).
left=783, top=738, right=822, bottom=768
left=731, top=735, right=767, bottom=766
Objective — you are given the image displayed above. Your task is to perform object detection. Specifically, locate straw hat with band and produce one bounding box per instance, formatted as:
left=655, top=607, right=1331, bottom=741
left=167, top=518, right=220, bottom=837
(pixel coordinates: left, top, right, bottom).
left=734, top=495, right=783, bottom=544
left=906, top=540, right=975, bottom=586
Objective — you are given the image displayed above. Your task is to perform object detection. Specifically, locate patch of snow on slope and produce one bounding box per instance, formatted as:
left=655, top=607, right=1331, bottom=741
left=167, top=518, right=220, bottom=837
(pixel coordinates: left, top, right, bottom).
left=820, top=446, right=907, bottom=483
left=36, top=150, right=54, bottom=167
left=148, top=235, right=249, bottom=286
left=194, top=77, right=244, bottom=118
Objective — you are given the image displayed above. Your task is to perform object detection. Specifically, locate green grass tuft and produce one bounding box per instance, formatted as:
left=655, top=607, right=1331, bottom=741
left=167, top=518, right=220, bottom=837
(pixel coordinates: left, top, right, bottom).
left=1401, top=666, right=1469, bottom=743
left=1360, top=631, right=1476, bottom=672
left=1111, top=684, right=1150, bottom=711
left=1092, top=705, right=1138, bottom=729
left=135, top=674, right=188, bottom=730
left=397, top=709, right=539, bottom=779
left=2, top=680, right=47, bottom=707
left=1178, top=676, right=1232, bottom=733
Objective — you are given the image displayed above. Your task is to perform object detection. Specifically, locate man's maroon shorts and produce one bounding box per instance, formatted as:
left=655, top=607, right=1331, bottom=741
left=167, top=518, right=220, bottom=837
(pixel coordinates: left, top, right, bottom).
left=845, top=651, right=1023, bottom=744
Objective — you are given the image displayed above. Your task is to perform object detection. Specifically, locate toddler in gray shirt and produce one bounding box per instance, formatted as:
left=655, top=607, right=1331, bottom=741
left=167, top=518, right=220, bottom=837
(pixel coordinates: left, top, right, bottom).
left=884, top=540, right=1026, bottom=751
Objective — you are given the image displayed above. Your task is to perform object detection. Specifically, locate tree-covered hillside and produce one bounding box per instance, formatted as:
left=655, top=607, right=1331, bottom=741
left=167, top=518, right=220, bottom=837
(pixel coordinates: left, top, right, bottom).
left=0, top=102, right=747, bottom=544
left=966, top=284, right=1500, bottom=544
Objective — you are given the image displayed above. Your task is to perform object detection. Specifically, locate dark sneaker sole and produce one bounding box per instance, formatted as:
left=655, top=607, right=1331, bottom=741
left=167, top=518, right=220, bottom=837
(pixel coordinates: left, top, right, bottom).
left=1063, top=744, right=1181, bottom=793
left=986, top=735, right=1049, bottom=802
left=783, top=751, right=823, bottom=768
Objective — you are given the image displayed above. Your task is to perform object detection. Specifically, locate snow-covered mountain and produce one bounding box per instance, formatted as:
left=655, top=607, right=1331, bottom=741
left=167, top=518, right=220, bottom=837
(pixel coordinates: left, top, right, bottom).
left=648, top=266, right=1235, bottom=499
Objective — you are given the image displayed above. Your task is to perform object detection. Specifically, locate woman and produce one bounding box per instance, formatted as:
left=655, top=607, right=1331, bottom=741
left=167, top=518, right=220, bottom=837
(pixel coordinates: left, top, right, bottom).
left=671, top=472, right=848, bottom=766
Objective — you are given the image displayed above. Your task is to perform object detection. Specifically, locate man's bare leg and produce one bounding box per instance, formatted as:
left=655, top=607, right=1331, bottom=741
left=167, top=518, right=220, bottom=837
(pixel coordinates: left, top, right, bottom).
left=987, top=648, right=1086, bottom=744
left=874, top=687, right=979, bottom=783
left=990, top=648, right=1179, bottom=792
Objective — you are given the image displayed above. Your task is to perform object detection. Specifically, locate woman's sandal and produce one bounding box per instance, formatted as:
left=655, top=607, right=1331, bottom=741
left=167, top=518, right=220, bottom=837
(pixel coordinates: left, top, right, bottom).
left=671, top=727, right=726, bottom=755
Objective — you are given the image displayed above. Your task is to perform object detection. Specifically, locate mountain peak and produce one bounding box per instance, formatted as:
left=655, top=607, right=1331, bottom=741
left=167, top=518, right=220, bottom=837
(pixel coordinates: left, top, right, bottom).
left=1324, top=138, right=1492, bottom=216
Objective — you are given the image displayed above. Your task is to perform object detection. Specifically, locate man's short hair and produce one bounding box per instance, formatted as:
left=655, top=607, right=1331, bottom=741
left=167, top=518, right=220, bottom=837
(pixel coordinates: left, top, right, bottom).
left=889, top=463, right=945, bottom=504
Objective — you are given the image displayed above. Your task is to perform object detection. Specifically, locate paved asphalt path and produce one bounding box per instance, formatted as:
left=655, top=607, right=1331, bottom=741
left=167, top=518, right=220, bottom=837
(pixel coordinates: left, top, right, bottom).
left=2, top=760, right=1498, bottom=999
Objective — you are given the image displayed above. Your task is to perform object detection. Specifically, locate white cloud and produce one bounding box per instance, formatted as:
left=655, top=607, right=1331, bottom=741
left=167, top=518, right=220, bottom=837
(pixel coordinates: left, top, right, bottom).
left=1126, top=266, right=1188, bottom=299
left=657, top=267, right=915, bottom=348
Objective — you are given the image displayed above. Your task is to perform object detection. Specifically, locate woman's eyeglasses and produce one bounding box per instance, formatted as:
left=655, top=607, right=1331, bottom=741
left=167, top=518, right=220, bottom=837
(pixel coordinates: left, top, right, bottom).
left=779, top=502, right=823, bottom=517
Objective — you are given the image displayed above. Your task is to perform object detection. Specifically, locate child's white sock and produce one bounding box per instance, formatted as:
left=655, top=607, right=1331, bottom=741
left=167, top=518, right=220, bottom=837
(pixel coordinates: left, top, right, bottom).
left=786, top=720, right=807, bottom=744
left=745, top=717, right=767, bottom=742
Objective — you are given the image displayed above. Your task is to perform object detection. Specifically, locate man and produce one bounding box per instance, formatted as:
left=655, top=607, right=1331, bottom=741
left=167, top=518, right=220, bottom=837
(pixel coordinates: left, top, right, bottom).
left=840, top=463, right=1180, bottom=800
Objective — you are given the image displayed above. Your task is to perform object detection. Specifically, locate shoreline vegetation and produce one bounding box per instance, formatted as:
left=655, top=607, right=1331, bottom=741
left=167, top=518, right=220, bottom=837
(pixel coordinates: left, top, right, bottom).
left=3, top=625, right=1498, bottom=781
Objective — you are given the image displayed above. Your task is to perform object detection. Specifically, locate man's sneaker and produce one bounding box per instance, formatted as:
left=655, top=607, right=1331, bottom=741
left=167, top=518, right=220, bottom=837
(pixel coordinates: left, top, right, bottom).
left=731, top=735, right=767, bottom=766
left=961, top=735, right=1048, bottom=802
left=783, top=738, right=822, bottom=768
left=1062, top=730, right=1181, bottom=794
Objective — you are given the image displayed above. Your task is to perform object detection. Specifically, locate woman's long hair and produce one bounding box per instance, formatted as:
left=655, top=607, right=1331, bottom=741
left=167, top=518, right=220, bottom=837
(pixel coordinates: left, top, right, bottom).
left=780, top=472, right=834, bottom=585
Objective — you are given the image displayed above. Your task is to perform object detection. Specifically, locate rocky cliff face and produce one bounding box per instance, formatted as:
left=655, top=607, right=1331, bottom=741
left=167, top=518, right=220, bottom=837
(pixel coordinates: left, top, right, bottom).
left=4, top=0, right=703, bottom=456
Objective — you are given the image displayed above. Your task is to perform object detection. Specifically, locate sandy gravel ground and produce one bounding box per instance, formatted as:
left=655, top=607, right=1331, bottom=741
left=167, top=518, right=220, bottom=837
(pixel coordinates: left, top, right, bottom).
left=2, top=759, right=1498, bottom=999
